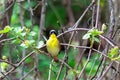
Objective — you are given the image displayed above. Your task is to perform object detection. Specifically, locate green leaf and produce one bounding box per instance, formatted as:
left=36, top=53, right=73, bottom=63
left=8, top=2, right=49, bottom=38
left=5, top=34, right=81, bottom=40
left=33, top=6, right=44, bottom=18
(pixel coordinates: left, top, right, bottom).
left=29, top=40, right=35, bottom=44
left=4, top=26, right=11, bottom=32
left=0, top=25, right=11, bottom=34
left=111, top=55, right=120, bottom=61
left=20, top=42, right=28, bottom=48
left=25, top=20, right=32, bottom=27
left=21, top=32, right=26, bottom=37
left=20, top=40, right=30, bottom=48
left=66, top=69, right=79, bottom=80
left=11, top=38, right=21, bottom=44
left=108, top=46, right=119, bottom=59
left=36, top=40, right=44, bottom=49
left=1, top=62, right=9, bottom=72
left=90, top=29, right=103, bottom=36
left=66, top=69, right=76, bottom=80
left=29, top=31, right=36, bottom=36
left=14, top=27, right=23, bottom=35
left=25, top=57, right=33, bottom=63
left=83, top=29, right=103, bottom=40
left=102, top=24, right=107, bottom=31
left=94, top=37, right=100, bottom=43
left=1, top=55, right=9, bottom=72
left=2, top=56, right=7, bottom=60
left=83, top=29, right=103, bottom=45
left=82, top=33, right=91, bottom=39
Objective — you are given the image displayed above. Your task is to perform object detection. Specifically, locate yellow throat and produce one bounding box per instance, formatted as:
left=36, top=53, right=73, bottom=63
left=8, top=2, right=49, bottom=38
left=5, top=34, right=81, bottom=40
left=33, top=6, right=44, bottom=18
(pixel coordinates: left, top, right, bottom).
left=46, top=33, right=60, bottom=57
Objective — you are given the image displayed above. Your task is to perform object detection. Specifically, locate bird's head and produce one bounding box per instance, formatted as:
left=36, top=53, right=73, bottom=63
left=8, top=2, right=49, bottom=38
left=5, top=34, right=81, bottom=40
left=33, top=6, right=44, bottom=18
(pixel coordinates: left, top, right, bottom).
left=49, top=30, right=57, bottom=38
left=50, top=30, right=57, bottom=35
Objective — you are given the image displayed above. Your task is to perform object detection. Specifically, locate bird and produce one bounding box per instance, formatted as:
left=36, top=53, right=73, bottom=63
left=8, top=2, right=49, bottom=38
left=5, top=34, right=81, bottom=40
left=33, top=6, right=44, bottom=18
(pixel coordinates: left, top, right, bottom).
left=46, top=30, right=60, bottom=62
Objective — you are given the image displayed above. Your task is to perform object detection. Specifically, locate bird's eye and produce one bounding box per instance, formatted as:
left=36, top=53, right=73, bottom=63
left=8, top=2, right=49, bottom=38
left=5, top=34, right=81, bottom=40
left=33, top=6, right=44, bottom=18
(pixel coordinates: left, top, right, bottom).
left=50, top=30, right=57, bottom=35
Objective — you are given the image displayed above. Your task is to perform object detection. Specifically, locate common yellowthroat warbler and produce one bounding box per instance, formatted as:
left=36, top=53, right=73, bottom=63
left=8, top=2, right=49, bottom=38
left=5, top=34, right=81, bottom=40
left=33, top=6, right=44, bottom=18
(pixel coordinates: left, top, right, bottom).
left=46, top=30, right=60, bottom=62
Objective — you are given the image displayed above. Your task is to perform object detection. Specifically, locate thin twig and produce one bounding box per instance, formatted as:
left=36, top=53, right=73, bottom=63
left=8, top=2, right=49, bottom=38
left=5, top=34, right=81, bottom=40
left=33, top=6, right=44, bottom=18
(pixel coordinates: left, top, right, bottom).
left=56, top=30, right=68, bottom=80
left=20, top=67, right=35, bottom=79
left=56, top=62, right=64, bottom=80
left=91, top=2, right=96, bottom=28
left=59, top=1, right=97, bottom=78
left=73, top=0, right=96, bottom=28
left=97, top=62, right=113, bottom=80
left=0, top=0, right=15, bottom=17
left=48, top=1, right=63, bottom=25
left=1, top=72, right=10, bottom=80
left=57, top=28, right=89, bottom=38
left=27, top=0, right=33, bottom=16
left=111, top=63, right=119, bottom=80
left=57, top=28, right=116, bottom=47
left=0, top=51, right=34, bottom=79
left=88, top=44, right=101, bottom=79
left=65, top=0, right=96, bottom=53
left=75, top=49, right=86, bottom=70
left=48, top=59, right=54, bottom=80
left=108, top=0, right=115, bottom=38
left=90, top=57, right=104, bottom=80
left=0, top=59, right=16, bottom=67
left=95, top=0, right=100, bottom=28
left=96, top=0, right=115, bottom=79
left=59, top=59, right=72, bottom=69
left=0, top=37, right=15, bottom=43
left=18, top=2, right=25, bottom=79
left=35, top=0, right=46, bottom=79
left=63, top=0, right=75, bottom=25
left=78, top=49, right=92, bottom=79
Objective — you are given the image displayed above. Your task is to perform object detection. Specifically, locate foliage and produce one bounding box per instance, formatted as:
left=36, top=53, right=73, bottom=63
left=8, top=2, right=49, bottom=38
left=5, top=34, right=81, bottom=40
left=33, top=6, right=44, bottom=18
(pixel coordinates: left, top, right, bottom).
left=82, top=28, right=103, bottom=47
left=0, top=26, right=11, bottom=34
left=0, top=0, right=119, bottom=80
left=108, top=46, right=120, bottom=61
left=0, top=56, right=9, bottom=72
left=102, top=24, right=107, bottom=31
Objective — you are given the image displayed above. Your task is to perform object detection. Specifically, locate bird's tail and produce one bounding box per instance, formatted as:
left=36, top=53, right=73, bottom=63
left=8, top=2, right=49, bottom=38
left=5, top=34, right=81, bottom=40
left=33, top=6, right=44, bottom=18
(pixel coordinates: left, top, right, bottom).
left=53, top=57, right=59, bottom=62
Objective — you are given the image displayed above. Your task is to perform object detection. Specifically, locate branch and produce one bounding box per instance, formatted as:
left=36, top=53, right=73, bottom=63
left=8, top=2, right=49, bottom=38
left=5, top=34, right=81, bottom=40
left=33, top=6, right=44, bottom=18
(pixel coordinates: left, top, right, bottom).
left=0, top=59, right=16, bottom=67
left=63, top=0, right=75, bottom=25
left=0, top=0, right=15, bottom=17
left=48, top=60, right=53, bottom=80
left=72, top=0, right=96, bottom=28
left=108, top=0, right=115, bottom=38
left=95, top=0, right=100, bottom=28
left=97, top=62, right=113, bottom=80
left=0, top=37, right=15, bottom=43
left=58, top=28, right=116, bottom=47
left=78, top=49, right=92, bottom=79
left=0, top=51, right=34, bottom=79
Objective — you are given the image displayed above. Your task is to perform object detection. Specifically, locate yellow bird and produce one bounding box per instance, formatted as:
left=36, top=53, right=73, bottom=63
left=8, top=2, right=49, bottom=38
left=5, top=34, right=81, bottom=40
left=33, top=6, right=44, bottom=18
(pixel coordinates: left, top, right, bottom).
left=46, top=30, right=60, bottom=62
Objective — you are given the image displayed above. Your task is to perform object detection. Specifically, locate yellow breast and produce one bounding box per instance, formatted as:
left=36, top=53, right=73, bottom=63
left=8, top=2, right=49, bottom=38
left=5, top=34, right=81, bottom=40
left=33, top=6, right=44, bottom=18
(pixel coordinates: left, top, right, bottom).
left=46, top=34, right=60, bottom=57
